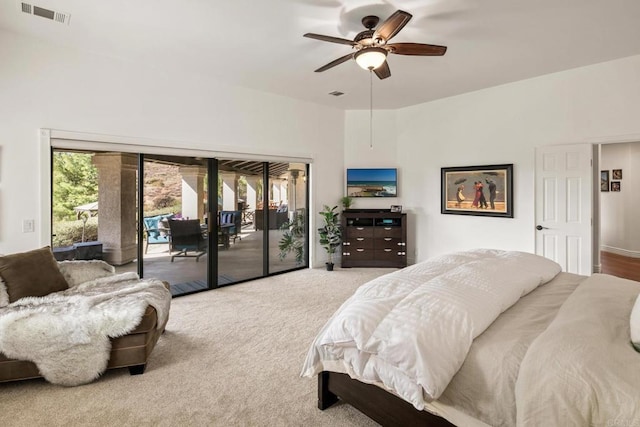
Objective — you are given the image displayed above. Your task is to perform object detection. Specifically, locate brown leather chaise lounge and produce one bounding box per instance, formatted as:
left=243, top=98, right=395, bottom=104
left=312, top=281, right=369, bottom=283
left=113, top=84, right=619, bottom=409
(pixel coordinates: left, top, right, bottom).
left=0, top=305, right=167, bottom=383
left=0, top=247, right=170, bottom=384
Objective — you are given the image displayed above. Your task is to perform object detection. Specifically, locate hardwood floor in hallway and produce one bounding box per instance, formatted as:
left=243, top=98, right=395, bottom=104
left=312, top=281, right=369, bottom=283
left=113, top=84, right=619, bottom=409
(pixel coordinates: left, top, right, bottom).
left=600, top=251, right=640, bottom=282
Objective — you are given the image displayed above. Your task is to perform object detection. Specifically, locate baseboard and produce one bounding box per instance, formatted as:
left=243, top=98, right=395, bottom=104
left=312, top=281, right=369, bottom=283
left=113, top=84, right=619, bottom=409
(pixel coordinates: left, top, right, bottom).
left=600, top=246, right=640, bottom=258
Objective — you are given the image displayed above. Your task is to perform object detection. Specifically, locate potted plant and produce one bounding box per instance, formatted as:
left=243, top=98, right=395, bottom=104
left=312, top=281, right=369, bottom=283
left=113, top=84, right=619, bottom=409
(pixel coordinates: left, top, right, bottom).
left=340, top=196, right=354, bottom=210
left=318, top=205, right=342, bottom=271
left=278, top=211, right=305, bottom=265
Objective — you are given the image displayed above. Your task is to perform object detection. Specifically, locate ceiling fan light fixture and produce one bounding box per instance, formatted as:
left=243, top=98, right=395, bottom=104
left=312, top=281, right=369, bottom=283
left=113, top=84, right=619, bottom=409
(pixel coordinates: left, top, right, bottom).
left=355, top=47, right=387, bottom=70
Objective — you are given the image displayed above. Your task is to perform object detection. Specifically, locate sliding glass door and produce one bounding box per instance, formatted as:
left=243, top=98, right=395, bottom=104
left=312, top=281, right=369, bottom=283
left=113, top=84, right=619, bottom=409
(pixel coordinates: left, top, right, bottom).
left=141, top=154, right=209, bottom=296
left=52, top=148, right=309, bottom=297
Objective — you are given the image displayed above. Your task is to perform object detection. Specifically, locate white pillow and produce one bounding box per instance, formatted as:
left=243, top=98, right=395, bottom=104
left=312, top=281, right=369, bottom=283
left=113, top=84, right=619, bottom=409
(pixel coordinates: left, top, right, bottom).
left=57, top=260, right=115, bottom=287
left=631, top=293, right=640, bottom=352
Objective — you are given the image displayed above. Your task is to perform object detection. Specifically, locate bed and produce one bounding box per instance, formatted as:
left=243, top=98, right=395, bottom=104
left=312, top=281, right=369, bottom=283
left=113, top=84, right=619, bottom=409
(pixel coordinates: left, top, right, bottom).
left=301, top=249, right=640, bottom=426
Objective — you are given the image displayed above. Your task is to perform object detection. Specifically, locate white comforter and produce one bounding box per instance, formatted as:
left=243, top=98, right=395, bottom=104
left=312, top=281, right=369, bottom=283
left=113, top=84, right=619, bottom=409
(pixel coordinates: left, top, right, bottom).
left=301, top=249, right=561, bottom=409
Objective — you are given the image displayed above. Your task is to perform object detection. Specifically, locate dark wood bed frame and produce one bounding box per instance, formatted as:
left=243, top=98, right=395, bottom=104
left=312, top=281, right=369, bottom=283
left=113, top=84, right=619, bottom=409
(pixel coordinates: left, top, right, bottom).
left=318, top=371, right=455, bottom=427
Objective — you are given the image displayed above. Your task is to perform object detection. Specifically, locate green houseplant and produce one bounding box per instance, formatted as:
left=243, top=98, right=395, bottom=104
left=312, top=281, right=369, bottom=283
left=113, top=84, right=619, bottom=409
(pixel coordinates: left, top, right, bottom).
left=340, top=196, right=354, bottom=210
left=318, top=205, right=342, bottom=271
left=278, top=211, right=305, bottom=265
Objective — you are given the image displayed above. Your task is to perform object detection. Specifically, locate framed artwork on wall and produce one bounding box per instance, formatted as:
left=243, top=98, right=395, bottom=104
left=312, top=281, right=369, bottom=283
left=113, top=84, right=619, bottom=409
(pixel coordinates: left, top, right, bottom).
left=441, top=164, right=513, bottom=218
left=612, top=169, right=622, bottom=180
left=601, top=170, right=610, bottom=192
left=611, top=181, right=621, bottom=192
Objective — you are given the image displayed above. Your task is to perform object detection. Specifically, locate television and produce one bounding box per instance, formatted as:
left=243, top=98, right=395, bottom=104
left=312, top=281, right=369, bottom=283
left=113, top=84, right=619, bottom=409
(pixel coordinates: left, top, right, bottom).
left=346, top=168, right=397, bottom=197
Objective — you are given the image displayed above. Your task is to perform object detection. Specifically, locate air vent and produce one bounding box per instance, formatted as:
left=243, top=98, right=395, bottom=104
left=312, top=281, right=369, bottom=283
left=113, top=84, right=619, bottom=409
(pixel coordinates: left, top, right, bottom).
left=20, top=2, right=71, bottom=25
left=329, top=91, right=345, bottom=97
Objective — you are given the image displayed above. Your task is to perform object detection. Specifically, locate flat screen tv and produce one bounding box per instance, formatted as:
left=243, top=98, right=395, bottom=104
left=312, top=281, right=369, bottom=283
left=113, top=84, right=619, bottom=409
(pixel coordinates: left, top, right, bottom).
left=346, top=168, right=397, bottom=197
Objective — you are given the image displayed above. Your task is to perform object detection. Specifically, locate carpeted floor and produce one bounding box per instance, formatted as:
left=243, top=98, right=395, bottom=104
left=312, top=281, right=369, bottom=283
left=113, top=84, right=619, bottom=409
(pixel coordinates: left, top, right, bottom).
left=0, top=267, right=395, bottom=426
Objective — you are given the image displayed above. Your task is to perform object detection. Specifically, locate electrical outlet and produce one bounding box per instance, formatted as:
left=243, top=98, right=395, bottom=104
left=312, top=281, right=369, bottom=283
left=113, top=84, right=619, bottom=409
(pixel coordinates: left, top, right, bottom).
left=22, top=219, right=35, bottom=233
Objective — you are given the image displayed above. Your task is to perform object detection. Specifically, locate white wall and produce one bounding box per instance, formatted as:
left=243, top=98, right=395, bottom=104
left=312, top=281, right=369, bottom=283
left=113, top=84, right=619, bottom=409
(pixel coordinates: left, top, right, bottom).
left=0, top=30, right=344, bottom=266
left=600, top=142, right=640, bottom=256
left=346, top=54, right=640, bottom=262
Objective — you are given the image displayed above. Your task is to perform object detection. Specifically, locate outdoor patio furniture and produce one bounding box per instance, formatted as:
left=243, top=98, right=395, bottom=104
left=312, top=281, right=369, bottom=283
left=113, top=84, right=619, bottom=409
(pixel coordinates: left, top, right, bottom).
left=142, top=213, right=174, bottom=253
left=254, top=209, right=288, bottom=230
left=168, top=219, right=207, bottom=261
left=220, top=210, right=242, bottom=243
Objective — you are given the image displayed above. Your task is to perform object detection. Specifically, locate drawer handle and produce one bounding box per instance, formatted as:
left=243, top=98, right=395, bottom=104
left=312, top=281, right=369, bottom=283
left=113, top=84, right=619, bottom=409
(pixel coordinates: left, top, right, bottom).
left=384, top=227, right=392, bottom=230
left=356, top=248, right=365, bottom=252
left=384, top=237, right=392, bottom=241
left=356, top=227, right=364, bottom=230
left=384, top=248, right=392, bottom=252
left=356, top=237, right=365, bottom=241
left=343, top=242, right=350, bottom=246
left=343, top=252, right=350, bottom=256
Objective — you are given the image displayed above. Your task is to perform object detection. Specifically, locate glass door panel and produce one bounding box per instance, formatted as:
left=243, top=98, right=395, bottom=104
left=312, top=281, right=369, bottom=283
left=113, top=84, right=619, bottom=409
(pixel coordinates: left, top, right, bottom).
left=269, top=162, right=308, bottom=273
left=142, top=154, right=208, bottom=296
left=217, top=160, right=264, bottom=283
left=51, top=149, right=139, bottom=274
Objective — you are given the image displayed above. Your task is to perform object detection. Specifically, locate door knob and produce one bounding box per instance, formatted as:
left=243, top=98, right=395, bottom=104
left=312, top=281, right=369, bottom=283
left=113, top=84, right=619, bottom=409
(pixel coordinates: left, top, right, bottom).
left=536, top=225, right=549, bottom=231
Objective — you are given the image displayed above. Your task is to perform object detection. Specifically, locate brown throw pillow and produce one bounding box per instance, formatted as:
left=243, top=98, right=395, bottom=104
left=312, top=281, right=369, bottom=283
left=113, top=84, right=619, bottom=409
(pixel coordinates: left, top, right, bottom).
left=0, top=247, right=69, bottom=303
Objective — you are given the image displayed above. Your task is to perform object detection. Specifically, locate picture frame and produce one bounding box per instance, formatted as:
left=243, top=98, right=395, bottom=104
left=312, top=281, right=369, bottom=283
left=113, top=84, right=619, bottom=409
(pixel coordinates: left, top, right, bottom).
left=441, top=164, right=513, bottom=218
left=601, top=170, right=610, bottom=192
left=612, top=169, right=622, bottom=180
left=390, top=205, right=402, bottom=213
left=611, top=181, right=621, bottom=192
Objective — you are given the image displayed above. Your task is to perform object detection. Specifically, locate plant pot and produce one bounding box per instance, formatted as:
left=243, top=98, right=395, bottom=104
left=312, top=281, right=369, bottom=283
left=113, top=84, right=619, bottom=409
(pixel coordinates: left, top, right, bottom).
left=325, top=262, right=334, bottom=271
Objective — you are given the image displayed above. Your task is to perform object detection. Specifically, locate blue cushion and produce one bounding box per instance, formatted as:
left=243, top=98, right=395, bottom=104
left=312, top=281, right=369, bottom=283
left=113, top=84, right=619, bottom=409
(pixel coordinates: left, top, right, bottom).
left=144, top=214, right=173, bottom=242
left=220, top=212, right=233, bottom=224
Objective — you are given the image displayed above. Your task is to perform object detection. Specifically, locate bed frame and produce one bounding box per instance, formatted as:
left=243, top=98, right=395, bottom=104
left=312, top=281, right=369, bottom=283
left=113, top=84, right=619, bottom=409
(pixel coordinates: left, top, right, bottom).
left=318, top=371, right=455, bottom=427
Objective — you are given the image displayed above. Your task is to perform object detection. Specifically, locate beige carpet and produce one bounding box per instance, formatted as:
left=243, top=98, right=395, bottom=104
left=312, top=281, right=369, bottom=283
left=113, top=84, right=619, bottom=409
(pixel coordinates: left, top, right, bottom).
left=1, top=267, right=395, bottom=426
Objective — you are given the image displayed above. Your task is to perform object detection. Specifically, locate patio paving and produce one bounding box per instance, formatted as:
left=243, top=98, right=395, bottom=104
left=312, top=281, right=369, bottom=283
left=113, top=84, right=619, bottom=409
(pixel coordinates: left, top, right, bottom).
left=115, top=224, right=303, bottom=296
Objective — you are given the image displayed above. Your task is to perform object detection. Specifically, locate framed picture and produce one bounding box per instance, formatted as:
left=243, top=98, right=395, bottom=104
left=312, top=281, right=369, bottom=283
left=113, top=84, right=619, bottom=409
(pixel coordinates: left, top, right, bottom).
left=611, top=181, right=621, bottom=192
left=441, top=164, right=513, bottom=218
left=612, top=169, right=622, bottom=180
left=601, top=170, right=610, bottom=192
left=390, top=205, right=402, bottom=213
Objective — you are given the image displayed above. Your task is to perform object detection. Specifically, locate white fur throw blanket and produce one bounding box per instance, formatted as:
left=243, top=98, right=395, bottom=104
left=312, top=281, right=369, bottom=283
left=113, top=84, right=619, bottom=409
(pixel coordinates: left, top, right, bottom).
left=0, top=272, right=171, bottom=386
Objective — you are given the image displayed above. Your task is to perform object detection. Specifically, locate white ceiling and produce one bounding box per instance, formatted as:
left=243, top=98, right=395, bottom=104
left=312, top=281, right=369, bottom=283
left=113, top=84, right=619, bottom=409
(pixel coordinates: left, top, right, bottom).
left=2, top=0, right=640, bottom=110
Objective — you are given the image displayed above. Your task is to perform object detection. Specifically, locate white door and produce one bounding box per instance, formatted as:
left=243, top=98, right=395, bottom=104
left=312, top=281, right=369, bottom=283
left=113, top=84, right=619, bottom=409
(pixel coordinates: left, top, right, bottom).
left=535, top=144, right=593, bottom=275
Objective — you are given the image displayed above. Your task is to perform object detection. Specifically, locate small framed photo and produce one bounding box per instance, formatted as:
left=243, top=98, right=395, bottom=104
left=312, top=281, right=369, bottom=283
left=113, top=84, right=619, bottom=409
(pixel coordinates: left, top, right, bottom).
left=600, top=170, right=609, bottom=192
left=612, top=169, right=622, bottom=180
left=390, top=205, right=402, bottom=213
left=611, top=181, right=621, bottom=192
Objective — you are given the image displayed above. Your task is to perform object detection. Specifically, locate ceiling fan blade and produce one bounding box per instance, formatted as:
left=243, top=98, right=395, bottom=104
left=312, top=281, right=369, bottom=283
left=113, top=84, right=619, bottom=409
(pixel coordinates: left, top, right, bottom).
left=373, top=61, right=391, bottom=80
left=387, top=42, right=447, bottom=56
left=304, top=33, right=356, bottom=46
left=373, top=10, right=412, bottom=42
left=314, top=53, right=355, bottom=72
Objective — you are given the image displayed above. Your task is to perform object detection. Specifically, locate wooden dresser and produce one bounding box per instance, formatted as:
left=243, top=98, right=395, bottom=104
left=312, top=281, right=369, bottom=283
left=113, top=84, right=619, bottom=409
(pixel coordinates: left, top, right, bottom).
left=341, top=210, right=407, bottom=268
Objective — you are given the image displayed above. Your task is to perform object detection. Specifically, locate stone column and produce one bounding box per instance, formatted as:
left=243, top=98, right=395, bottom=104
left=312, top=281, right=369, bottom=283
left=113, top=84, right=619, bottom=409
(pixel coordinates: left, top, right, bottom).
left=92, top=153, right=138, bottom=266
left=245, top=176, right=259, bottom=212
left=221, top=172, right=238, bottom=211
left=179, top=166, right=207, bottom=221
left=271, top=179, right=282, bottom=205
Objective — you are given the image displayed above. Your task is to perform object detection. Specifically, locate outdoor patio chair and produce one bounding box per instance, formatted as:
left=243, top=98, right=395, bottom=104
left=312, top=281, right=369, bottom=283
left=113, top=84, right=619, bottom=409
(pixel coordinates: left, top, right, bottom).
left=168, top=219, right=207, bottom=262
left=220, top=210, right=242, bottom=243
left=142, top=213, right=174, bottom=253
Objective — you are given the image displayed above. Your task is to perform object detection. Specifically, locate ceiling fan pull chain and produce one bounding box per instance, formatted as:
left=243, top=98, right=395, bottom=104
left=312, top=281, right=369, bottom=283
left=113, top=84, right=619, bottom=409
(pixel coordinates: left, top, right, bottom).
left=370, top=70, right=373, bottom=149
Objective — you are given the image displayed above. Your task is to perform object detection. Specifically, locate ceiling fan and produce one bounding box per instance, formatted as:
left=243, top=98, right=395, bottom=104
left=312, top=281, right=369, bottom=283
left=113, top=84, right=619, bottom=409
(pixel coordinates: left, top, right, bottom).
left=304, top=9, right=447, bottom=80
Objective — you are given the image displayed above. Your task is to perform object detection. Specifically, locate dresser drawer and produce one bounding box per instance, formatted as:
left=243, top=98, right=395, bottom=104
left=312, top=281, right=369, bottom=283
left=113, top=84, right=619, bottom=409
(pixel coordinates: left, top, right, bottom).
left=374, top=248, right=407, bottom=261
left=375, top=237, right=404, bottom=250
left=373, top=226, right=403, bottom=238
left=345, top=226, right=374, bottom=238
left=343, top=237, right=374, bottom=249
left=342, top=247, right=374, bottom=261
